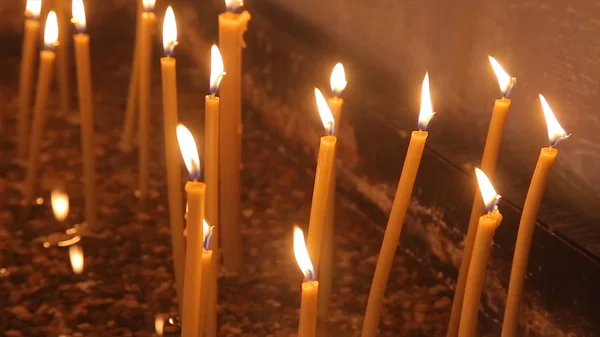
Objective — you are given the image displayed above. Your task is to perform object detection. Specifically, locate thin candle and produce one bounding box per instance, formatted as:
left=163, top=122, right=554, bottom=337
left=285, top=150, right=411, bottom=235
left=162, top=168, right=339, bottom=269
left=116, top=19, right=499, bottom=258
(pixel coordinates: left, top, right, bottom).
left=447, top=57, right=516, bottom=337
left=319, top=62, right=346, bottom=319
left=71, top=0, right=98, bottom=230
left=294, top=226, right=319, bottom=337
left=198, top=221, right=215, bottom=337
left=160, top=6, right=185, bottom=314
left=55, top=0, right=71, bottom=118
left=17, top=0, right=42, bottom=160
left=458, top=169, right=503, bottom=337
left=218, top=0, right=251, bottom=273
left=23, top=11, right=58, bottom=206
left=361, top=73, right=435, bottom=337
left=501, top=95, right=570, bottom=337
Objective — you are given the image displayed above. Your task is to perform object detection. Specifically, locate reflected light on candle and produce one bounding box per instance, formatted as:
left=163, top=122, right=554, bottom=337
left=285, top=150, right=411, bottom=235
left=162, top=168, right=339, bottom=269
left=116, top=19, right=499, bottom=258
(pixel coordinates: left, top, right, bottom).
left=314, top=88, right=335, bottom=135
left=44, top=11, right=59, bottom=50
left=142, top=0, right=156, bottom=12
left=539, top=94, right=571, bottom=146
left=330, top=63, right=347, bottom=97
left=293, top=226, right=315, bottom=281
left=25, top=0, right=42, bottom=19
left=209, top=45, right=226, bottom=94
left=475, top=168, right=501, bottom=212
left=418, top=72, right=435, bottom=131
left=162, top=6, right=178, bottom=56
left=51, top=189, right=69, bottom=222
left=176, top=124, right=201, bottom=180
left=69, top=244, right=84, bottom=274
left=71, top=0, right=87, bottom=33
left=488, top=56, right=516, bottom=97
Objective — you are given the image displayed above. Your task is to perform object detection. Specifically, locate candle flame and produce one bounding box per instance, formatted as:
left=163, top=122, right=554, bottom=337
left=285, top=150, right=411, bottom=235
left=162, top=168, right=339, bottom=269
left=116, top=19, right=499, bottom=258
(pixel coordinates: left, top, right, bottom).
left=176, top=124, right=201, bottom=179
left=203, top=220, right=215, bottom=250
left=314, top=88, right=335, bottom=135
left=162, top=6, right=178, bottom=56
left=225, top=0, right=244, bottom=11
left=71, top=0, right=86, bottom=33
left=142, top=0, right=156, bottom=12
left=293, top=226, right=315, bottom=281
left=539, top=94, right=571, bottom=146
left=155, top=315, right=165, bottom=336
left=210, top=45, right=226, bottom=94
left=51, top=189, right=69, bottom=222
left=330, top=63, right=347, bottom=97
left=69, top=244, right=84, bottom=274
left=418, top=72, right=435, bottom=130
left=488, top=56, right=516, bottom=97
left=25, top=0, right=42, bottom=19
left=475, top=168, right=501, bottom=212
left=44, top=11, right=59, bottom=50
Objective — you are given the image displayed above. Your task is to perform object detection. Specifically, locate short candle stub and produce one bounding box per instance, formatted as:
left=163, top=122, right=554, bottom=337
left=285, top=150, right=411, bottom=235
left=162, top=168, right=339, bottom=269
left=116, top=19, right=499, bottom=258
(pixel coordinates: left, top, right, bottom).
left=539, top=94, right=571, bottom=147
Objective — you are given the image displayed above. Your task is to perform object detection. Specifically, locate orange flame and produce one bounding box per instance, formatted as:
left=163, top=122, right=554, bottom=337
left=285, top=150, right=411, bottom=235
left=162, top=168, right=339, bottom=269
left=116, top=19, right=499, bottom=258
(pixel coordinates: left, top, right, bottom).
left=25, top=0, right=42, bottom=19
left=418, top=72, right=435, bottom=130
left=330, top=63, right=347, bottom=96
left=539, top=94, right=570, bottom=146
left=293, top=226, right=315, bottom=281
left=488, top=56, right=515, bottom=96
left=51, top=189, right=69, bottom=222
left=176, top=124, right=201, bottom=179
left=71, top=0, right=86, bottom=33
left=69, top=244, right=84, bottom=274
left=162, top=6, right=178, bottom=56
left=210, top=45, right=226, bottom=94
left=142, top=0, right=156, bottom=12
left=314, top=88, right=335, bottom=135
left=44, top=11, right=59, bottom=49
left=475, top=168, right=501, bottom=212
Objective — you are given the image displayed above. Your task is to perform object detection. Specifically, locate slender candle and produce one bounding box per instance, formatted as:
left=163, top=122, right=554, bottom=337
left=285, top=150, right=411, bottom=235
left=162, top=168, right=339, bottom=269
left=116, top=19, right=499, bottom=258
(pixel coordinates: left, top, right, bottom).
left=160, top=6, right=185, bottom=314
left=218, top=0, right=251, bottom=273
left=177, top=124, right=206, bottom=337
left=17, top=0, right=42, bottom=160
left=295, top=226, right=319, bottom=337
left=458, top=169, right=503, bottom=337
left=137, top=0, right=156, bottom=201
left=501, top=95, right=570, bottom=337
left=204, top=44, right=225, bottom=337
left=361, top=73, right=435, bottom=337
left=306, top=88, right=337, bottom=272
left=447, top=57, right=516, bottom=337
left=55, top=0, right=71, bottom=118
left=318, top=63, right=347, bottom=319
left=72, top=0, right=97, bottom=230
left=198, top=221, right=215, bottom=337
left=23, top=12, right=58, bottom=206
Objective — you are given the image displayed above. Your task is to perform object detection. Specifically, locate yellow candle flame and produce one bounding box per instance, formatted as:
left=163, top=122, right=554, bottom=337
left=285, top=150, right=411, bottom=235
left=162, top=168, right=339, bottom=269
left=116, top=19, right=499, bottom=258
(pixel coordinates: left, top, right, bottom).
left=293, top=226, right=315, bottom=281
left=162, top=6, right=178, bottom=56
left=210, top=45, right=226, bottom=94
left=155, top=315, right=165, bottom=336
left=25, top=0, right=42, bottom=19
left=314, top=88, right=336, bottom=135
left=225, top=0, right=244, bottom=11
left=202, top=220, right=215, bottom=250
left=475, top=168, right=501, bottom=212
left=69, top=244, right=84, bottom=274
left=418, top=72, right=435, bottom=130
left=44, top=11, right=59, bottom=50
left=51, top=189, right=69, bottom=222
left=488, top=56, right=515, bottom=97
left=539, top=94, right=571, bottom=146
left=330, top=63, right=347, bottom=97
left=142, top=0, right=156, bottom=12
left=176, top=124, right=201, bottom=179
left=71, top=0, right=87, bottom=33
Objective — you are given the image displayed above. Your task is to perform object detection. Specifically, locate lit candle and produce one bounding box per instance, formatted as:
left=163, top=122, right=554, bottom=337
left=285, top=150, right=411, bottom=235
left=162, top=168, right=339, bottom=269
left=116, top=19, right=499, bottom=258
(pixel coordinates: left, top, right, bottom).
left=458, top=169, right=503, bottom=337
left=159, top=6, right=185, bottom=313
left=294, top=226, right=319, bottom=337
left=69, top=244, right=84, bottom=275
left=23, top=11, right=58, bottom=206
left=55, top=0, right=71, bottom=119
left=137, top=0, right=156, bottom=201
left=50, top=189, right=69, bottom=223
left=501, top=95, right=570, bottom=337
left=361, top=73, right=435, bottom=337
left=177, top=124, right=206, bottom=337
left=17, top=0, right=42, bottom=160
left=306, top=88, right=337, bottom=272
left=447, top=57, right=516, bottom=337
left=218, top=0, right=251, bottom=273
left=318, top=63, right=347, bottom=319
left=198, top=221, right=215, bottom=337
left=204, top=44, right=225, bottom=337
left=71, top=0, right=97, bottom=230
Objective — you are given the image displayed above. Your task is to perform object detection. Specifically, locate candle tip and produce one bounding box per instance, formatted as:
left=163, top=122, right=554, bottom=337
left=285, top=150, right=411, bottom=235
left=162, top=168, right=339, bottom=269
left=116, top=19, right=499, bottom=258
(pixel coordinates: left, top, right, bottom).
left=293, top=226, right=316, bottom=281
left=71, top=0, right=87, bottom=33
left=539, top=94, right=571, bottom=146
left=142, top=0, right=156, bottom=12
left=44, top=11, right=59, bottom=50
left=475, top=168, right=501, bottom=213
left=314, top=88, right=336, bottom=135
left=330, top=63, right=347, bottom=97
left=176, top=124, right=202, bottom=180
left=25, top=0, right=42, bottom=19
left=418, top=72, right=435, bottom=130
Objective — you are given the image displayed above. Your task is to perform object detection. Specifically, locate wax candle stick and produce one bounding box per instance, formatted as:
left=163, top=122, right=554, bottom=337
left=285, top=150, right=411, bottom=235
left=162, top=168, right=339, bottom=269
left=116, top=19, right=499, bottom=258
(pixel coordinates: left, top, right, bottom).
left=294, top=226, right=319, bottom=337
left=204, top=45, right=225, bottom=337
left=501, top=95, right=570, bottom=337
left=23, top=12, right=58, bottom=206
left=458, top=169, right=502, bottom=337
left=54, top=0, right=71, bottom=118
left=446, top=57, right=516, bottom=337
left=177, top=124, right=206, bottom=337
left=17, top=0, right=42, bottom=160
left=218, top=0, right=251, bottom=273
left=160, top=6, right=185, bottom=314
left=137, top=0, right=156, bottom=201
left=306, top=88, right=337, bottom=272
left=72, top=0, right=97, bottom=230
left=361, top=73, right=435, bottom=337
left=318, top=63, right=347, bottom=319
left=198, top=221, right=215, bottom=337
